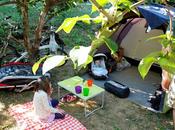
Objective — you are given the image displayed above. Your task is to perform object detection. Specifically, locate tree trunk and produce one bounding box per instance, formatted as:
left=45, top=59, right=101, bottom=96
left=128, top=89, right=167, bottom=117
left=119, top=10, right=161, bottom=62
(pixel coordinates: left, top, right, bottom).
left=20, top=0, right=33, bottom=59
left=34, top=0, right=61, bottom=60
left=34, top=8, right=49, bottom=54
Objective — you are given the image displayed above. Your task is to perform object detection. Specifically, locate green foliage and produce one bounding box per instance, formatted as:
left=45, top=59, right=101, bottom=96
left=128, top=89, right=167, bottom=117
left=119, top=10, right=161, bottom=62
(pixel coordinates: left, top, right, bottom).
left=0, top=5, right=21, bottom=36
left=69, top=46, right=92, bottom=69
left=42, top=55, right=68, bottom=74
left=91, top=0, right=109, bottom=13
left=100, top=36, right=118, bottom=54
left=56, top=14, right=91, bottom=33
left=115, top=0, right=132, bottom=10
left=32, top=55, right=50, bottom=75
left=139, top=26, right=175, bottom=78
left=139, top=51, right=175, bottom=79
left=56, top=0, right=138, bottom=56
left=33, top=45, right=92, bottom=74
left=51, top=4, right=99, bottom=47
left=138, top=51, right=162, bottom=79
left=32, top=54, right=68, bottom=75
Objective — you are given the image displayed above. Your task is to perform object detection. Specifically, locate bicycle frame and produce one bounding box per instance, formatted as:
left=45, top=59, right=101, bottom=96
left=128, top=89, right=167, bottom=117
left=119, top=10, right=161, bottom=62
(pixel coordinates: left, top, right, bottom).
left=14, top=32, right=65, bottom=62
left=0, top=23, right=66, bottom=64
left=14, top=45, right=50, bottom=62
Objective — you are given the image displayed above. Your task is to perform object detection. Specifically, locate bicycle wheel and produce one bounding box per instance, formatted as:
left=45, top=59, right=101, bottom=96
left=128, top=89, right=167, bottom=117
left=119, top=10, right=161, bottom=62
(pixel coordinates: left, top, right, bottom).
left=0, top=44, right=20, bottom=65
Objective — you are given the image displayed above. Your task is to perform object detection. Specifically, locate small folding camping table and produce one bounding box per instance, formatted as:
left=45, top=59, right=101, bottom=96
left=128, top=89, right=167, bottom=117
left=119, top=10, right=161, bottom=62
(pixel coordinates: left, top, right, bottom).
left=57, top=76, right=105, bottom=117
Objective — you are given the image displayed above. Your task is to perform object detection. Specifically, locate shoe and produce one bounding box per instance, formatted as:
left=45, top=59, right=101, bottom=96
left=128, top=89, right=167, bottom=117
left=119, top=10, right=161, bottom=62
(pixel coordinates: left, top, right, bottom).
left=60, top=93, right=77, bottom=103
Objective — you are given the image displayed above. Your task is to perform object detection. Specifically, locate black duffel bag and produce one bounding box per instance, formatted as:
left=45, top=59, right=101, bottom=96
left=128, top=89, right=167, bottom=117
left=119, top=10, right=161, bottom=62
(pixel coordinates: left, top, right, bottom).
left=104, top=80, right=130, bottom=98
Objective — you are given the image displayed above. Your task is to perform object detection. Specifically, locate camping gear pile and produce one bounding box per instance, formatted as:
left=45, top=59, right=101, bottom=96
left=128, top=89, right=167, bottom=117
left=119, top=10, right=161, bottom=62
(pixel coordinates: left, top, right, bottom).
left=88, top=3, right=175, bottom=113
left=148, top=87, right=165, bottom=111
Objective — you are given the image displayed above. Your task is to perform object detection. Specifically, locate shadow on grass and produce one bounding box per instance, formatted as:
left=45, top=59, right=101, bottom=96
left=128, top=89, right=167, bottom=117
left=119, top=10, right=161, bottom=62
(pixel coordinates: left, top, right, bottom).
left=0, top=90, right=33, bottom=110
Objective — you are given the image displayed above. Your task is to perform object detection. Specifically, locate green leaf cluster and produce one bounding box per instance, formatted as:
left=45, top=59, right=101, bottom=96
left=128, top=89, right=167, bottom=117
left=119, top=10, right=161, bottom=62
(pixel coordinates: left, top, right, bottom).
left=32, top=0, right=142, bottom=75
left=139, top=33, right=175, bottom=79
left=32, top=46, right=92, bottom=74
left=56, top=14, right=91, bottom=33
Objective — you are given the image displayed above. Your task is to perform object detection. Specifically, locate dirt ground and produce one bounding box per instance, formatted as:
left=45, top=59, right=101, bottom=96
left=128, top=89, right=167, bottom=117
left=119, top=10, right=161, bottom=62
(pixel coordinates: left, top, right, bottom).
left=0, top=62, right=174, bottom=130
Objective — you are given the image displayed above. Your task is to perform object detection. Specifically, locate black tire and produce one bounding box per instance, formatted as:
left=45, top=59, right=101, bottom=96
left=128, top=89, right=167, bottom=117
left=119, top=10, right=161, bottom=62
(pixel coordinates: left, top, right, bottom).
left=0, top=44, right=20, bottom=65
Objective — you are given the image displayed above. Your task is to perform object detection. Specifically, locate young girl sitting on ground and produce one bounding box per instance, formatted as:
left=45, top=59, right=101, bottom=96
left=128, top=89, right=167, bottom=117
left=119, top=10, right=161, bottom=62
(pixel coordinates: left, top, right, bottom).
left=33, top=76, right=65, bottom=122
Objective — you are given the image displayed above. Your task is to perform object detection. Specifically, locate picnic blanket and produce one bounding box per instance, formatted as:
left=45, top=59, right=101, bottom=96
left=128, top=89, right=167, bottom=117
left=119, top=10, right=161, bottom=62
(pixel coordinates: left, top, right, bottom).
left=8, top=102, right=86, bottom=130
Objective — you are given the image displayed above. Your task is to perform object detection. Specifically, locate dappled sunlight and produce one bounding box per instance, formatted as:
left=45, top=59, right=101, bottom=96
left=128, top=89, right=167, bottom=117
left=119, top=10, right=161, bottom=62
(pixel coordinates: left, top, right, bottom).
left=76, top=100, right=97, bottom=109
left=0, top=102, right=5, bottom=111
left=60, top=99, right=98, bottom=109
left=8, top=102, right=34, bottom=116
left=11, top=105, right=28, bottom=113
left=166, top=120, right=173, bottom=126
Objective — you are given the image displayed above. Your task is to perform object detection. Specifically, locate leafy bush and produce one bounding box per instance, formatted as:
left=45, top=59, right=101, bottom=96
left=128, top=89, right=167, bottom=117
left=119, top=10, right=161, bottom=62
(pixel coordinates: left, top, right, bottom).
left=48, top=3, right=99, bottom=47
left=0, top=3, right=98, bottom=48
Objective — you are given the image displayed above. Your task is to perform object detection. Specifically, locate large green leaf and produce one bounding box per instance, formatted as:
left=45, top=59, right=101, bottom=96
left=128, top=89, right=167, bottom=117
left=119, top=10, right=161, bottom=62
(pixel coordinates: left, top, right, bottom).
left=167, top=52, right=175, bottom=63
left=157, top=57, right=175, bottom=75
left=32, top=55, right=50, bottom=75
left=56, top=17, right=78, bottom=33
left=116, top=0, right=132, bottom=10
left=69, top=46, right=92, bottom=69
left=138, top=52, right=161, bottom=79
left=56, top=15, right=91, bottom=33
left=79, top=14, right=91, bottom=24
left=170, top=38, right=175, bottom=51
left=146, top=34, right=167, bottom=42
left=102, top=36, right=118, bottom=54
left=81, top=55, right=93, bottom=68
left=93, top=15, right=104, bottom=23
left=115, top=11, right=123, bottom=23
left=91, top=0, right=109, bottom=13
left=161, top=38, right=170, bottom=48
left=42, top=55, right=67, bottom=74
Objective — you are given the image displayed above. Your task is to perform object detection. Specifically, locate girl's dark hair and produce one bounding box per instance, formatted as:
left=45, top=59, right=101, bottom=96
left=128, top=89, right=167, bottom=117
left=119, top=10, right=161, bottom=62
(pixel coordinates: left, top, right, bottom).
left=33, top=76, right=51, bottom=94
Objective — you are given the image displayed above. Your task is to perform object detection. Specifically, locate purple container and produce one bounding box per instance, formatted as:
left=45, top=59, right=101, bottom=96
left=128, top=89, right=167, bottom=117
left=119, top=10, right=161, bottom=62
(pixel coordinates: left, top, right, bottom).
left=75, top=86, right=82, bottom=94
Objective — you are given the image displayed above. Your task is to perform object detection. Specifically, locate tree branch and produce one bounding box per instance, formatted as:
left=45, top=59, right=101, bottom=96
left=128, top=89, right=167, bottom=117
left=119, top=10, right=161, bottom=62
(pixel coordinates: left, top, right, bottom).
left=0, top=0, right=25, bottom=7
left=0, top=1, right=17, bottom=6
left=90, top=0, right=114, bottom=22
left=122, top=0, right=145, bottom=16
left=21, top=0, right=30, bottom=53
left=34, top=0, right=62, bottom=48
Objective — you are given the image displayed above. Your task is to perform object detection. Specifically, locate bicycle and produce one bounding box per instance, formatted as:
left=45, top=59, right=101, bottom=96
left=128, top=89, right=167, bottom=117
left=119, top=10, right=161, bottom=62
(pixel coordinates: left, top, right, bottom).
left=0, top=17, right=68, bottom=65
